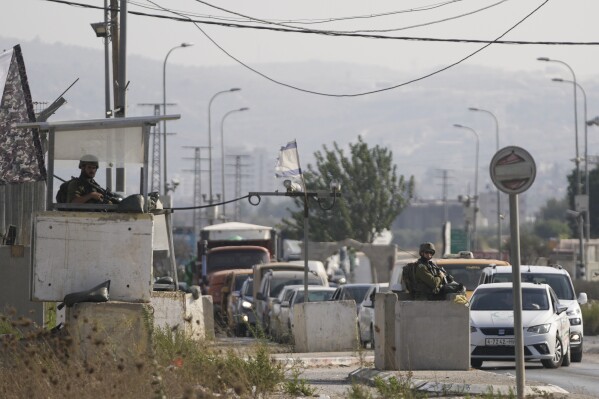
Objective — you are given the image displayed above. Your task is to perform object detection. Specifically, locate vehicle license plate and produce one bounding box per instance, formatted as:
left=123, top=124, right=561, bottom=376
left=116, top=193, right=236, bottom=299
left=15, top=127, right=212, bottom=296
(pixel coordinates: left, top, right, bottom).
left=485, top=338, right=514, bottom=346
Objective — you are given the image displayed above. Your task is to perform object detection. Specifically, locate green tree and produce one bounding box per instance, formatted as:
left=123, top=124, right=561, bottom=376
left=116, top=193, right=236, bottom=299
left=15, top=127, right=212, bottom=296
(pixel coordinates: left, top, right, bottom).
left=282, top=136, right=414, bottom=243
left=566, top=165, right=599, bottom=237
left=533, top=197, right=570, bottom=239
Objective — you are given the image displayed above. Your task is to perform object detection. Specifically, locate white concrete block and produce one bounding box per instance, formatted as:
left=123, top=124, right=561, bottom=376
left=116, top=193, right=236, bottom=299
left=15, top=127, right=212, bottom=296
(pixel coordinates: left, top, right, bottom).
left=150, top=291, right=208, bottom=340
left=293, top=300, right=358, bottom=352
left=395, top=300, right=470, bottom=370
left=32, top=211, right=154, bottom=302
left=374, top=292, right=397, bottom=370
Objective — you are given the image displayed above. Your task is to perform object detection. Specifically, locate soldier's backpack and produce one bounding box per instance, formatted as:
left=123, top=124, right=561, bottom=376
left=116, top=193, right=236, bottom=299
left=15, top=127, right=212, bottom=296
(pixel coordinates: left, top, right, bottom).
left=55, top=177, right=77, bottom=203
left=401, top=262, right=419, bottom=299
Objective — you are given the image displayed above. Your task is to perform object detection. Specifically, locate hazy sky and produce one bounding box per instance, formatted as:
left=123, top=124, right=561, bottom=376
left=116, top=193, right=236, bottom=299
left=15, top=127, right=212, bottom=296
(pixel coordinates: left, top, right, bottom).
left=3, top=0, right=599, bottom=212
left=3, top=0, right=599, bottom=90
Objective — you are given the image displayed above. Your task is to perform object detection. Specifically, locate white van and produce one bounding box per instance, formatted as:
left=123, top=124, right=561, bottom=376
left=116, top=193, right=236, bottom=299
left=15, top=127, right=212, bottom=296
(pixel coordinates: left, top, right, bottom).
left=288, top=260, right=328, bottom=282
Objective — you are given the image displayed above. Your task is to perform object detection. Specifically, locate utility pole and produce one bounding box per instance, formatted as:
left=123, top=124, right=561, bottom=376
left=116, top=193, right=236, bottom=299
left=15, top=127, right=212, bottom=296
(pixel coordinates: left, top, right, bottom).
left=108, top=0, right=128, bottom=193
left=436, top=169, right=452, bottom=222
left=229, top=154, right=252, bottom=221
left=138, top=103, right=174, bottom=193
left=183, top=146, right=209, bottom=242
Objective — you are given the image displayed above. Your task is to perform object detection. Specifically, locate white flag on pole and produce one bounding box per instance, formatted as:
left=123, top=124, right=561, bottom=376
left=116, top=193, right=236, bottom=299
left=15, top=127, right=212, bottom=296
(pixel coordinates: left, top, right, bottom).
left=275, top=140, right=302, bottom=178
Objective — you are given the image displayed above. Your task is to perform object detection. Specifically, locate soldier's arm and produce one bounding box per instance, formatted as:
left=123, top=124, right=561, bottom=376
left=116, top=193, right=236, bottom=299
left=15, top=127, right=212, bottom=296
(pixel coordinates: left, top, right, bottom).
left=415, top=264, right=443, bottom=290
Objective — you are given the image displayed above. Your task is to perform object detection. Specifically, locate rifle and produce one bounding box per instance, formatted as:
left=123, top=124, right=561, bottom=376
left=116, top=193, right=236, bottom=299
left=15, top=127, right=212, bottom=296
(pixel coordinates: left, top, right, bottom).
left=88, top=181, right=122, bottom=204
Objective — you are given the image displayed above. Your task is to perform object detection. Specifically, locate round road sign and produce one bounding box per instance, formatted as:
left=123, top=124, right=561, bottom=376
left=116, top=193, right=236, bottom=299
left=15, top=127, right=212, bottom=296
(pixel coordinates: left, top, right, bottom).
left=490, top=146, right=536, bottom=195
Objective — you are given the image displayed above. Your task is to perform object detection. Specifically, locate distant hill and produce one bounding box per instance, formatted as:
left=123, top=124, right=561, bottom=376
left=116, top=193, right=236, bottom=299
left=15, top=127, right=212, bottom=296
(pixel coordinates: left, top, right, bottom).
left=2, top=35, right=598, bottom=222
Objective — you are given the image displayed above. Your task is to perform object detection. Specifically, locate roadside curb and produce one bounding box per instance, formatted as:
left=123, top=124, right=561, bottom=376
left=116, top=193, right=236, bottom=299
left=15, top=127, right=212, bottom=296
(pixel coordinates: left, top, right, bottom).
left=271, top=353, right=374, bottom=368
left=349, top=367, right=569, bottom=396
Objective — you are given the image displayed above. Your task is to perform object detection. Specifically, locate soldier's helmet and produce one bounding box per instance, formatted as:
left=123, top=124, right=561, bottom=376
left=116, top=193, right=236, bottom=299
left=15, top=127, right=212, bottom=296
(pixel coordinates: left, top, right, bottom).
left=78, top=154, right=99, bottom=169
left=419, top=242, right=436, bottom=255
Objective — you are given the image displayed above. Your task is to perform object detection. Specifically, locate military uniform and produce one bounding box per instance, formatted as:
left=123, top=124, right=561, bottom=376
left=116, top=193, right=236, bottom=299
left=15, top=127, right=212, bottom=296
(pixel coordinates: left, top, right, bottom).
left=413, top=258, right=446, bottom=300
left=66, top=176, right=103, bottom=204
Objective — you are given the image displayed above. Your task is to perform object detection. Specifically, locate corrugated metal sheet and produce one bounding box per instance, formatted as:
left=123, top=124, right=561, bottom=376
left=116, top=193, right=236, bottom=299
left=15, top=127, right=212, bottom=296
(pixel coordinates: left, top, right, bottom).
left=0, top=181, right=46, bottom=246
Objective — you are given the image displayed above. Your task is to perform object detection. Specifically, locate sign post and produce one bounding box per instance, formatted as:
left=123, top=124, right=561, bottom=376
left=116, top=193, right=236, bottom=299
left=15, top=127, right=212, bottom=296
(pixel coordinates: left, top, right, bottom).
left=490, top=146, right=536, bottom=399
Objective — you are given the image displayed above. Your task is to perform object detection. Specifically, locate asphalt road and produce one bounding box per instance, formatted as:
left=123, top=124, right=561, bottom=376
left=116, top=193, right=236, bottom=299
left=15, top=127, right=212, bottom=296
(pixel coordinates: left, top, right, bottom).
left=482, top=335, right=599, bottom=398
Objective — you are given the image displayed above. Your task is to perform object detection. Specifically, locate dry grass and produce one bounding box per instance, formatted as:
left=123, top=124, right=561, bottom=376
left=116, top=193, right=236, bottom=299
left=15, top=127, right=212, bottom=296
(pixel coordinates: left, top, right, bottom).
left=0, top=312, right=286, bottom=399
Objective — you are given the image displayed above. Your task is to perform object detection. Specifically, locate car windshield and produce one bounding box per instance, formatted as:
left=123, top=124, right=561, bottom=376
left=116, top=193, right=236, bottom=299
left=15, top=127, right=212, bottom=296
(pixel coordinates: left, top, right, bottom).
left=341, top=286, right=371, bottom=302
left=441, top=264, right=485, bottom=290
left=470, top=287, right=549, bottom=311
left=491, top=273, right=574, bottom=300
left=294, top=290, right=335, bottom=303
left=270, top=274, right=322, bottom=298
left=207, top=250, right=269, bottom=274
left=234, top=274, right=249, bottom=291
left=242, top=280, right=253, bottom=297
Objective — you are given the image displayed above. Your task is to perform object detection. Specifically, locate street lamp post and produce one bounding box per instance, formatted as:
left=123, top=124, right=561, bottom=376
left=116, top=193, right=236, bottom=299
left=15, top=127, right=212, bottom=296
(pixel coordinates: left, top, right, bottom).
left=208, top=88, right=241, bottom=219
left=162, top=42, right=193, bottom=196
left=469, top=107, right=502, bottom=258
left=538, top=57, right=581, bottom=197
left=551, top=78, right=591, bottom=244
left=553, top=78, right=590, bottom=270
left=220, top=107, right=249, bottom=220
left=454, top=124, right=479, bottom=251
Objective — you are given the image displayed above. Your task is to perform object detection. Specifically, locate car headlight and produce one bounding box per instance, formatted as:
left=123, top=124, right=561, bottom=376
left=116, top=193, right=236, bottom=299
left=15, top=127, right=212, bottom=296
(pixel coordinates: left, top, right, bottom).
left=242, top=300, right=252, bottom=309
left=569, top=317, right=582, bottom=326
left=567, top=308, right=581, bottom=317
left=527, top=323, right=551, bottom=334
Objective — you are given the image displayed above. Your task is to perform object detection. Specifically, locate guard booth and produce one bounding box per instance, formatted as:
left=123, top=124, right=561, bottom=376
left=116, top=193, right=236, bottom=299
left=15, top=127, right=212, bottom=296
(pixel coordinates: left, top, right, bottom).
left=16, top=115, right=212, bottom=355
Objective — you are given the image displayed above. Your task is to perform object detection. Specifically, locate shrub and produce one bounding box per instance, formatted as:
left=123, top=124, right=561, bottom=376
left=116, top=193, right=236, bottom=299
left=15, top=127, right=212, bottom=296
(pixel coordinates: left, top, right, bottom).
left=0, top=315, right=287, bottom=398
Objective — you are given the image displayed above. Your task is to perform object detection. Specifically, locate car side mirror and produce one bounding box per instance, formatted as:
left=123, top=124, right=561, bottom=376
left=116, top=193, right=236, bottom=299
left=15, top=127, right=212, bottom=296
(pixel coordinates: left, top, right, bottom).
left=557, top=304, right=568, bottom=314
left=363, top=300, right=373, bottom=308
left=281, top=300, right=290, bottom=307
left=578, top=292, right=588, bottom=305
left=256, top=292, right=265, bottom=300
left=232, top=291, right=240, bottom=298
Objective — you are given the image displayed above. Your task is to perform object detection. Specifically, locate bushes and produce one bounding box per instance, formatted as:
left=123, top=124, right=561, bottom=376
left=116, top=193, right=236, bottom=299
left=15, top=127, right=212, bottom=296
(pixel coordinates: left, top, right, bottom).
left=573, top=280, right=599, bottom=301
left=0, top=316, right=287, bottom=399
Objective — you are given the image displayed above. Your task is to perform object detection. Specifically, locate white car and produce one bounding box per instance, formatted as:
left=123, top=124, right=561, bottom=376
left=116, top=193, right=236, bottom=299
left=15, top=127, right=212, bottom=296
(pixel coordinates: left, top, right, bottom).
left=357, top=283, right=389, bottom=348
left=269, top=284, right=304, bottom=342
left=469, top=282, right=571, bottom=369
left=478, top=264, right=587, bottom=362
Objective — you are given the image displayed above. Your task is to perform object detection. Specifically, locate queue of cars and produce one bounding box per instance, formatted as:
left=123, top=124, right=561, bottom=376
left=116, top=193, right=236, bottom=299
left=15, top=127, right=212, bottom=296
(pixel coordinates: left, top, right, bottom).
left=204, top=250, right=588, bottom=371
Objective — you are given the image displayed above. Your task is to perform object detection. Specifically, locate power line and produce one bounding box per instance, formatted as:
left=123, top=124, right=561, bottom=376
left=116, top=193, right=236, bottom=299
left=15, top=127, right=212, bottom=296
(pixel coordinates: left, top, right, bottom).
left=44, top=0, right=596, bottom=46
left=189, top=0, right=510, bottom=35
left=155, top=0, right=552, bottom=97
left=45, top=0, right=590, bottom=98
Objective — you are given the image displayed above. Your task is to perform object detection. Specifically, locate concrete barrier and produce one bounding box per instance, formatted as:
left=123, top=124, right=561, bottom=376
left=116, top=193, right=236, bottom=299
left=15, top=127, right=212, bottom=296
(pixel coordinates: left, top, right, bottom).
left=293, top=300, right=357, bottom=352
left=395, top=299, right=470, bottom=370
left=374, top=292, right=397, bottom=370
left=150, top=291, right=212, bottom=340
left=66, top=302, right=154, bottom=364
left=374, top=293, right=470, bottom=370
left=202, top=296, right=215, bottom=340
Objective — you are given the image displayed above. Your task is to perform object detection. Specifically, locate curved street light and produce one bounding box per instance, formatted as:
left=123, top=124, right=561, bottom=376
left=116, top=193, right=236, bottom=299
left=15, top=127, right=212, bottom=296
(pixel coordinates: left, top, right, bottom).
left=538, top=57, right=581, bottom=197
left=454, top=124, right=479, bottom=251
left=220, top=107, right=249, bottom=219
left=469, top=107, right=502, bottom=258
left=207, top=88, right=241, bottom=215
left=162, top=42, right=193, bottom=195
